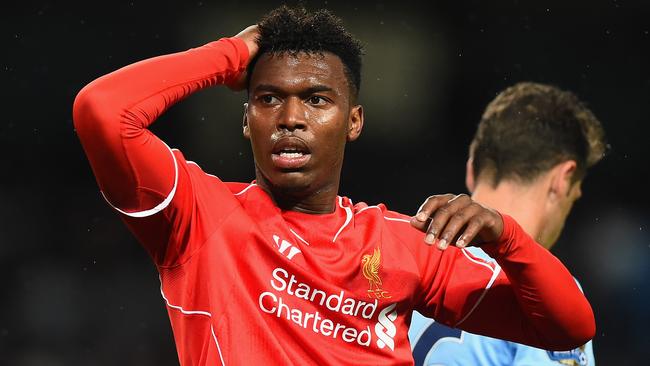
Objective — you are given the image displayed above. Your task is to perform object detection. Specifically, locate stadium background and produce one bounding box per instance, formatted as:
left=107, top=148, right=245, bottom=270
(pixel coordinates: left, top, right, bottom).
left=2, top=0, right=648, bottom=364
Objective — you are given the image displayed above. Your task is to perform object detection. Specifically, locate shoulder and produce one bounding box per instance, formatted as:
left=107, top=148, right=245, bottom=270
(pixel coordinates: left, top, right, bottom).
left=170, top=151, right=256, bottom=207
left=351, top=201, right=430, bottom=251
left=350, top=200, right=433, bottom=265
left=352, top=201, right=416, bottom=227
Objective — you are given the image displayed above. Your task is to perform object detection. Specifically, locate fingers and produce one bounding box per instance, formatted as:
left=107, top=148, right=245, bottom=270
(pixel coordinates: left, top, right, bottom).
left=424, top=194, right=472, bottom=249
left=441, top=209, right=484, bottom=249
left=409, top=194, right=455, bottom=232
left=233, top=25, right=260, bottom=59
left=410, top=193, right=501, bottom=250
left=228, top=25, right=261, bottom=91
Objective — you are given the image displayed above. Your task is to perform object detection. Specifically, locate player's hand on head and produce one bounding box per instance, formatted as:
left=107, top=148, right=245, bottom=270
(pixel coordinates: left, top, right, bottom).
left=228, top=24, right=260, bottom=91
left=410, top=194, right=504, bottom=250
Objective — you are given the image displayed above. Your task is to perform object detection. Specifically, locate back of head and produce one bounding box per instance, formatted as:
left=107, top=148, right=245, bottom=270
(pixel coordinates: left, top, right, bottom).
left=470, top=82, right=607, bottom=187
left=247, top=5, right=364, bottom=98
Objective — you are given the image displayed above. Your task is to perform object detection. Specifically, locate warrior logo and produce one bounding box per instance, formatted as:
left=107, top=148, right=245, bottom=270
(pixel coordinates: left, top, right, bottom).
left=272, top=235, right=301, bottom=260
left=361, top=247, right=391, bottom=299
left=375, top=303, right=398, bottom=351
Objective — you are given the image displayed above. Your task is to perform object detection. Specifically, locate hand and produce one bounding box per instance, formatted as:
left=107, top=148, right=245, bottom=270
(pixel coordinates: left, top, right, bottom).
left=409, top=194, right=504, bottom=250
left=228, top=25, right=260, bottom=91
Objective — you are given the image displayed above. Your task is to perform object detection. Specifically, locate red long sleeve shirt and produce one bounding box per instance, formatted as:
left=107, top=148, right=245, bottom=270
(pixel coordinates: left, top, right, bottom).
left=72, top=37, right=595, bottom=365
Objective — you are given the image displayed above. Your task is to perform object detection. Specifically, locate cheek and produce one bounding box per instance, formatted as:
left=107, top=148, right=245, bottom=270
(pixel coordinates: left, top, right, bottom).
left=312, top=108, right=344, bottom=125
left=246, top=122, right=271, bottom=156
left=320, top=110, right=350, bottom=137
left=247, top=115, right=272, bottom=138
left=319, top=125, right=348, bottom=152
left=248, top=106, right=272, bottom=125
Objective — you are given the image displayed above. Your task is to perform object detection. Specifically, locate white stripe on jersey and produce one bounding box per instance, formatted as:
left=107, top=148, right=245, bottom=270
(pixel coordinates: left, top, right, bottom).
left=159, top=277, right=226, bottom=366
left=101, top=142, right=179, bottom=218
left=455, top=249, right=502, bottom=327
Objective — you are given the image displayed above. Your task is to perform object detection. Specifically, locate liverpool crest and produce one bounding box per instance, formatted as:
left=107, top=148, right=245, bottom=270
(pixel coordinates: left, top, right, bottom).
left=361, top=247, right=391, bottom=299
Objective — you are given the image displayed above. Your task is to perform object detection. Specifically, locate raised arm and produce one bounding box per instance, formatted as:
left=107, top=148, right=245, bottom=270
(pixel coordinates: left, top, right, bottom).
left=73, top=28, right=257, bottom=211
left=411, top=194, right=595, bottom=350
left=73, top=27, right=259, bottom=262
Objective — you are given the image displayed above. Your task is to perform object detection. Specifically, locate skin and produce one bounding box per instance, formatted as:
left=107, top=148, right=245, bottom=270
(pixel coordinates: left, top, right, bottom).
left=244, top=51, right=362, bottom=213
left=234, top=25, right=504, bottom=248
left=466, top=157, right=583, bottom=250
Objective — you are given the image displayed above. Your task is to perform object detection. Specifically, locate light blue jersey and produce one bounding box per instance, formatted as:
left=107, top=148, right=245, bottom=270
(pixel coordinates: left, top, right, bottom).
left=408, top=247, right=595, bottom=366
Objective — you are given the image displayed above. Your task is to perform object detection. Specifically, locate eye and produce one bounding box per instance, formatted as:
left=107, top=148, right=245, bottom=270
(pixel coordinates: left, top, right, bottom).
left=307, top=96, right=327, bottom=105
left=259, top=95, right=280, bottom=104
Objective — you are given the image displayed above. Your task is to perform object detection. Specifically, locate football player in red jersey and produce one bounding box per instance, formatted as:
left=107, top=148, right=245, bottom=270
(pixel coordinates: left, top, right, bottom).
left=73, top=5, right=595, bottom=365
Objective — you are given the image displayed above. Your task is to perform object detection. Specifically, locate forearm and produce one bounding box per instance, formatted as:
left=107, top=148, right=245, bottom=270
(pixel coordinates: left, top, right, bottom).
left=73, top=37, right=249, bottom=210
left=475, top=214, right=596, bottom=350
left=75, top=37, right=248, bottom=129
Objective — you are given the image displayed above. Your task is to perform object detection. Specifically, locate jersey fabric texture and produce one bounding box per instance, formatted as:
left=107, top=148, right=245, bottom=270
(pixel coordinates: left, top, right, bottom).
left=410, top=250, right=595, bottom=365
left=73, top=37, right=595, bottom=365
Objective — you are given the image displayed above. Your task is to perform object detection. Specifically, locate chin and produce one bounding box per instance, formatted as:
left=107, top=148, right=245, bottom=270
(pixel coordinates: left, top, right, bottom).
left=277, top=176, right=311, bottom=191
left=266, top=171, right=314, bottom=195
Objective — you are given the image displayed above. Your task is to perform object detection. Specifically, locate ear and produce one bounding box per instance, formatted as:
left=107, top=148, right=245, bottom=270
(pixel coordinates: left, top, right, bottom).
left=549, top=160, right=578, bottom=201
left=465, top=156, right=476, bottom=193
left=242, top=102, right=250, bottom=139
left=346, top=104, right=364, bottom=142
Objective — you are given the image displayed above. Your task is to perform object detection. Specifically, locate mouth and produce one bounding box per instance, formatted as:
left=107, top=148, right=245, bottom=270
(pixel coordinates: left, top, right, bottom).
left=271, top=137, right=312, bottom=170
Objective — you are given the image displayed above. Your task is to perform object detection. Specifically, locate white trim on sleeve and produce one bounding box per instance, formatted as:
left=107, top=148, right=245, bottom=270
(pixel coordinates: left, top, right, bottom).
left=100, top=142, right=179, bottom=218
left=454, top=249, right=502, bottom=327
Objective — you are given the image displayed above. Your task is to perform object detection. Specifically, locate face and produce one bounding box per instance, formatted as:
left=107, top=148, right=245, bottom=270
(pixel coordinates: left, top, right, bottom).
left=244, top=52, right=363, bottom=197
left=540, top=180, right=583, bottom=249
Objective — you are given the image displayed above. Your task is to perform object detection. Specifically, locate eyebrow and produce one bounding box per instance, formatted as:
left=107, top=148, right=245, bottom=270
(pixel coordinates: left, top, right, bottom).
left=253, top=84, right=335, bottom=96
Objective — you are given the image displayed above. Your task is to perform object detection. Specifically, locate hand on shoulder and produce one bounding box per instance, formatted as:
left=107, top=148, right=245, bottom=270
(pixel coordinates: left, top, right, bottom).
left=409, top=193, right=504, bottom=250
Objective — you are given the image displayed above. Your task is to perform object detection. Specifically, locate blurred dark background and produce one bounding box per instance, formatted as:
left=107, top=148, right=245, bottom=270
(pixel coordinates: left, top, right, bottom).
left=2, top=0, right=649, bottom=364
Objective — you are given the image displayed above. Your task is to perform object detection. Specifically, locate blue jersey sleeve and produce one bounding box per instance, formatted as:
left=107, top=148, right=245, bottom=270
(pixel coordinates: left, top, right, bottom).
left=409, top=311, right=514, bottom=366
left=511, top=341, right=594, bottom=365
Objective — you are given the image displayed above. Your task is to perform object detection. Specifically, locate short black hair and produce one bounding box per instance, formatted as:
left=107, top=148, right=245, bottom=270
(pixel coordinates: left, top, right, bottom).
left=470, top=82, right=608, bottom=186
left=247, top=5, right=364, bottom=99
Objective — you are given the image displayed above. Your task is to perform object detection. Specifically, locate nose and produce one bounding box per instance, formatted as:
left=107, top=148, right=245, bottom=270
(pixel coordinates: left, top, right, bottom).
left=278, top=97, right=307, bottom=131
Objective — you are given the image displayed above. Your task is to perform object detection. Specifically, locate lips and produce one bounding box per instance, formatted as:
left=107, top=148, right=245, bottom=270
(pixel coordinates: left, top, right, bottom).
left=271, top=137, right=312, bottom=170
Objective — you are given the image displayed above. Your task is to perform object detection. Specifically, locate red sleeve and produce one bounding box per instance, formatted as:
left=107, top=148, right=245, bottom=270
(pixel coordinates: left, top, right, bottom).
left=462, top=214, right=596, bottom=349
left=408, top=213, right=595, bottom=351
left=72, top=37, right=250, bottom=264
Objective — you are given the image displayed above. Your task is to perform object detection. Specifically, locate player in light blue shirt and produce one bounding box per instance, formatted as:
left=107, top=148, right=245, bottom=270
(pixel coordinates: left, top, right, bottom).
left=409, top=82, right=607, bottom=365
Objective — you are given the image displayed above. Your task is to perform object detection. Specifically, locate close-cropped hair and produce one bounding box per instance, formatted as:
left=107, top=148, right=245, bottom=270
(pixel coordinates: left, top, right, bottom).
left=470, top=82, right=607, bottom=186
left=246, top=5, right=364, bottom=99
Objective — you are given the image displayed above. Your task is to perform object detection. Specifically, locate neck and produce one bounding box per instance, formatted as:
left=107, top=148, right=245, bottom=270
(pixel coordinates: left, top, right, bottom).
left=254, top=169, right=340, bottom=214
left=471, top=179, right=551, bottom=249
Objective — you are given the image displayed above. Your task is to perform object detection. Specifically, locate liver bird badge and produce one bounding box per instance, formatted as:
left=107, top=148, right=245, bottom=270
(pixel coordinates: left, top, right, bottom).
left=361, top=247, right=391, bottom=299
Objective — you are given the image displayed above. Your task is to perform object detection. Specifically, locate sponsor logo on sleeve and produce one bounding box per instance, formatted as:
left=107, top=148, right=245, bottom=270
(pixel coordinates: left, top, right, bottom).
left=547, top=345, right=588, bottom=365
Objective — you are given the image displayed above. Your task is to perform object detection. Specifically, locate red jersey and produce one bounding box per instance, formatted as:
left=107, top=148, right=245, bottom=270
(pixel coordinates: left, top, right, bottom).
left=73, top=37, right=595, bottom=365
